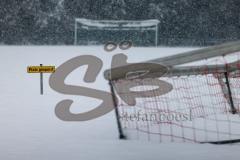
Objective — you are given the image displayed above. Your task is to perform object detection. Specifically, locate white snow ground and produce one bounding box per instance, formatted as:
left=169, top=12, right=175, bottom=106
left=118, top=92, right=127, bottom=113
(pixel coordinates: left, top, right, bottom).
left=0, top=46, right=239, bottom=160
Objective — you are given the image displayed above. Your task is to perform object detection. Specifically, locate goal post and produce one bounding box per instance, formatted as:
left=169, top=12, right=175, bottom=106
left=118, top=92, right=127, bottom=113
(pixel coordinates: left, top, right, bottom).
left=105, top=41, right=240, bottom=144
left=74, top=18, right=160, bottom=46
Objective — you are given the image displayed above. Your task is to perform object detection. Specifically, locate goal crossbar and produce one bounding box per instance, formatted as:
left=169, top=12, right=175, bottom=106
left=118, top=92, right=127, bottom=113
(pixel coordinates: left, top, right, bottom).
left=167, top=63, right=239, bottom=77
left=104, top=41, right=240, bottom=80
left=148, top=40, right=240, bottom=66
left=75, top=18, right=160, bottom=30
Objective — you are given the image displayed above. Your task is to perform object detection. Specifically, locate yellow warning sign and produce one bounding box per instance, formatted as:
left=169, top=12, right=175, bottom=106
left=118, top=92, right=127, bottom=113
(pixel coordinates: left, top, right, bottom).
left=27, top=66, right=55, bottom=73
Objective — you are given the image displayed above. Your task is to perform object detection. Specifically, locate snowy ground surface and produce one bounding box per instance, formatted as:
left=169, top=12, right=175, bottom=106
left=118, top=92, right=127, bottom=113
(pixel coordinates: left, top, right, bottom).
left=0, top=46, right=240, bottom=160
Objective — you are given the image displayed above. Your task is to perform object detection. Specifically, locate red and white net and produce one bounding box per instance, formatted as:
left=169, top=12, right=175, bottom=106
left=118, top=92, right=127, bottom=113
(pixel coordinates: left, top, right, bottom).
left=112, top=53, right=240, bottom=143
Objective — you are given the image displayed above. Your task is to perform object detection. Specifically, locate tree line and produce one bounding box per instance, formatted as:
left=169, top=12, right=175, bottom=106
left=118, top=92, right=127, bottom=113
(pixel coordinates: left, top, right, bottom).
left=0, top=0, right=240, bottom=46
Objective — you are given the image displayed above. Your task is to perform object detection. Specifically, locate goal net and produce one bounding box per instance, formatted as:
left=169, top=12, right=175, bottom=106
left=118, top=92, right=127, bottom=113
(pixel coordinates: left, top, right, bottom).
left=74, top=18, right=159, bottom=46
left=106, top=42, right=240, bottom=144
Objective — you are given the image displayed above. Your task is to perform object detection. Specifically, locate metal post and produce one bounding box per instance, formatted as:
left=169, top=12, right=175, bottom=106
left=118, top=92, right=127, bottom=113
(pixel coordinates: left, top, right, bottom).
left=109, top=81, right=126, bottom=139
left=224, top=72, right=237, bottom=114
left=74, top=19, right=77, bottom=45
left=155, top=25, right=158, bottom=47
left=40, top=64, right=43, bottom=95
left=87, top=28, right=89, bottom=45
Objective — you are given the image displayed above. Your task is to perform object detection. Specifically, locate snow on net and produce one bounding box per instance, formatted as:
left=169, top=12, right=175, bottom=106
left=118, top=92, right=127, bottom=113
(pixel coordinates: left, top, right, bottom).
left=112, top=53, right=240, bottom=143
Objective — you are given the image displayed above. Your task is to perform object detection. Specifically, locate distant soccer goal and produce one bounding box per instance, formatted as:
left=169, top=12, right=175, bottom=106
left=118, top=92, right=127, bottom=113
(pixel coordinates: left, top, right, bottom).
left=105, top=41, right=240, bottom=144
left=74, top=18, right=160, bottom=46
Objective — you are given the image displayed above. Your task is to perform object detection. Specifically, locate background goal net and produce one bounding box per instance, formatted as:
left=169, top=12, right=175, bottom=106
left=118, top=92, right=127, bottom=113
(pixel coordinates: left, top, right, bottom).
left=74, top=18, right=159, bottom=46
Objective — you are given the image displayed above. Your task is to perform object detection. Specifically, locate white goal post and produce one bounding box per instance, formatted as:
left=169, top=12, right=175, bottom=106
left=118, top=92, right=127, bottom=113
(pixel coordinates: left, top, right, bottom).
left=74, top=18, right=160, bottom=46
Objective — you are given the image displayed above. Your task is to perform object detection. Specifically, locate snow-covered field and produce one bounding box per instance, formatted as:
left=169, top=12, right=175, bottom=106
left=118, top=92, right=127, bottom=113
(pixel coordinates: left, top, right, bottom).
left=0, top=46, right=239, bottom=160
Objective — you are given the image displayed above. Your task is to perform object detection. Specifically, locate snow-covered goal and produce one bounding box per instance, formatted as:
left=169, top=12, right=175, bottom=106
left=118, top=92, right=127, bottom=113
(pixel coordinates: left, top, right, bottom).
left=105, top=41, right=240, bottom=144
left=74, top=18, right=160, bottom=46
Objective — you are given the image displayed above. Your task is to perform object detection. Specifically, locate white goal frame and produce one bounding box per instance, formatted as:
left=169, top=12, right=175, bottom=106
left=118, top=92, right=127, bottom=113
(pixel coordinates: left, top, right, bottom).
left=74, top=18, right=160, bottom=46
left=105, top=41, right=240, bottom=143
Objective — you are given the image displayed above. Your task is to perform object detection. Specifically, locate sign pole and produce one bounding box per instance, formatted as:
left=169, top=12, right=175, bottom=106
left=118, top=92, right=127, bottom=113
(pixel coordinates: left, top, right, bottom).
left=40, top=64, right=43, bottom=95
left=27, top=64, right=55, bottom=95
